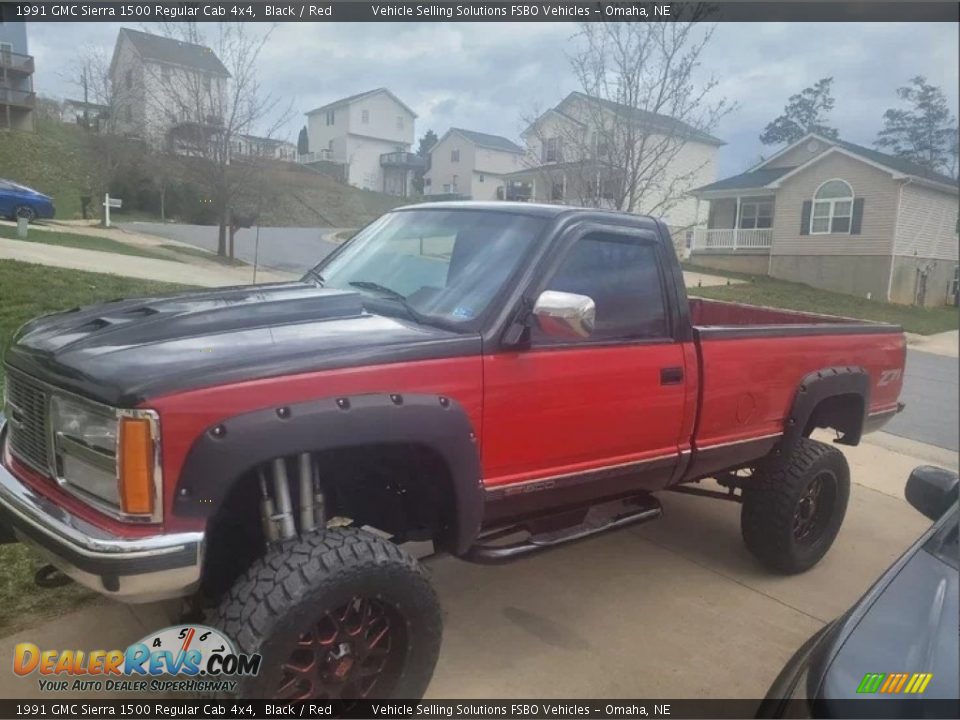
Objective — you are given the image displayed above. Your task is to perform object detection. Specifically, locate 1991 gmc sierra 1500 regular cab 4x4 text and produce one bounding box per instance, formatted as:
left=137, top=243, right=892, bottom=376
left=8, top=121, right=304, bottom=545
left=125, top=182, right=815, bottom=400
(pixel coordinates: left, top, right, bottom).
left=0, top=202, right=905, bottom=699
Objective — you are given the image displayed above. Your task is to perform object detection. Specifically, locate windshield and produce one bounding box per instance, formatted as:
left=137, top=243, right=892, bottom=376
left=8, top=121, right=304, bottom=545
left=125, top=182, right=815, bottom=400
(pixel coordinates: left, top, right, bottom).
left=308, top=209, right=546, bottom=327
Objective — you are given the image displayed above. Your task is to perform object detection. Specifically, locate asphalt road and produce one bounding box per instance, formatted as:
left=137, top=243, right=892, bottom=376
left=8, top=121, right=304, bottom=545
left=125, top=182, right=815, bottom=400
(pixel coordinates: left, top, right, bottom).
left=886, top=349, right=959, bottom=452
left=125, top=222, right=339, bottom=274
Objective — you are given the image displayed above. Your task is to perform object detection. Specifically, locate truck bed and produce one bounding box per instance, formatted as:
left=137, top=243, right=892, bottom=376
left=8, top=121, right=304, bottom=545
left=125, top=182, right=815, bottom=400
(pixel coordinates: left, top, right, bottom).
left=684, top=297, right=905, bottom=482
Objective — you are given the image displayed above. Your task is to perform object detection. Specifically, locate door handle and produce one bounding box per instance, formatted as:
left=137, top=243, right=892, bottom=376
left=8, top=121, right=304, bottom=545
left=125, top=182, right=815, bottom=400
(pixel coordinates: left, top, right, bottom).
left=660, top=367, right=684, bottom=385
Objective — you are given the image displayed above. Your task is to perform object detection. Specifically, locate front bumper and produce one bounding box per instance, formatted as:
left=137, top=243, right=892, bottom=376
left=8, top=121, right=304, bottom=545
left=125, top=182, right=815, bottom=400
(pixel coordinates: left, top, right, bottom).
left=0, top=417, right=203, bottom=603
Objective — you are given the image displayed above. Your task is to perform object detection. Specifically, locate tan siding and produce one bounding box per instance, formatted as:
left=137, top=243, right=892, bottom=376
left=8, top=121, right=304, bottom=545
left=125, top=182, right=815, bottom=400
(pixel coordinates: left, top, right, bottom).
left=763, top=140, right=830, bottom=169
left=771, top=152, right=899, bottom=256
left=894, top=182, right=959, bottom=261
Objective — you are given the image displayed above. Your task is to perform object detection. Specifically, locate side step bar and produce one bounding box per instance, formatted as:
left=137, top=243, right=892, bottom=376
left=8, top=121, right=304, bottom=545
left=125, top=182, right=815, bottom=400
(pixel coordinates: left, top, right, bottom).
left=464, top=494, right=662, bottom=564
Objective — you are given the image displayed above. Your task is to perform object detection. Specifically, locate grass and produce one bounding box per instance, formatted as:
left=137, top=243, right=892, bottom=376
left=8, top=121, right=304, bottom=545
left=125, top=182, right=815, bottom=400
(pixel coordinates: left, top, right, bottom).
left=683, top=262, right=959, bottom=335
left=159, top=243, right=247, bottom=266
left=0, top=224, right=172, bottom=261
left=0, top=260, right=194, bottom=632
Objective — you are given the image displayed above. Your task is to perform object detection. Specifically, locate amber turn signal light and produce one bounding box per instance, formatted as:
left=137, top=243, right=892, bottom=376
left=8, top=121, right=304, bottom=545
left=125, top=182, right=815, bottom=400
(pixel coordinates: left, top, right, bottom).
left=119, top=417, right=155, bottom=516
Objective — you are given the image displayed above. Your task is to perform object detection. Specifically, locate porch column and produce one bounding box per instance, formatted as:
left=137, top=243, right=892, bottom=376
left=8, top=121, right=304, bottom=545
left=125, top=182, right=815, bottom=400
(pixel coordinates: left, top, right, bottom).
left=733, top=195, right=741, bottom=250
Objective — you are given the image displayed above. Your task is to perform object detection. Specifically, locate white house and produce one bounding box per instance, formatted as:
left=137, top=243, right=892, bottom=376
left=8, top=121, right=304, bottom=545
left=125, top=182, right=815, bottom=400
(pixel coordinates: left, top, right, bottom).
left=305, top=88, right=420, bottom=196
left=233, top=134, right=297, bottom=162
left=502, top=91, right=723, bottom=237
left=109, top=28, right=230, bottom=146
left=424, top=128, right=524, bottom=200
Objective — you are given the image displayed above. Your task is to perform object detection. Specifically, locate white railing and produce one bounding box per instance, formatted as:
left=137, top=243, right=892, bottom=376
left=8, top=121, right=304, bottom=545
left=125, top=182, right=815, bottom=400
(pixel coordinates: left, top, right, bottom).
left=297, top=150, right=333, bottom=163
left=691, top=227, right=772, bottom=251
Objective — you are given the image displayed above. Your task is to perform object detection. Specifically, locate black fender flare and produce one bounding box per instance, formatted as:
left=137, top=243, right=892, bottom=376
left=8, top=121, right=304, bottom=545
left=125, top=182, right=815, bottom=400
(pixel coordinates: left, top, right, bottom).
left=172, top=392, right=483, bottom=555
left=780, top=366, right=870, bottom=457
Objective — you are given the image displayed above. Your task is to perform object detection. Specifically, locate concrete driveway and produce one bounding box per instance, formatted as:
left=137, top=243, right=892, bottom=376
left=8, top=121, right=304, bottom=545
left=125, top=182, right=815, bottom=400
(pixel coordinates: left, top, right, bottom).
left=0, top=430, right=952, bottom=700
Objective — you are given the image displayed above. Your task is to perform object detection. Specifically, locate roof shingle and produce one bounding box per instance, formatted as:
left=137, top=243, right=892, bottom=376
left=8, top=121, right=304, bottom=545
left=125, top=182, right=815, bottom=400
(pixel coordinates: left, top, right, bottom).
left=692, top=166, right=795, bottom=193
left=120, top=28, right=229, bottom=76
left=449, top=128, right=524, bottom=154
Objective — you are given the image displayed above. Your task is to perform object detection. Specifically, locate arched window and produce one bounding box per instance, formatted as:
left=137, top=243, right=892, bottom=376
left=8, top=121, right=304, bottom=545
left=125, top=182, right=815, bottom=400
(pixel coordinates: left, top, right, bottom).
left=811, top=179, right=854, bottom=234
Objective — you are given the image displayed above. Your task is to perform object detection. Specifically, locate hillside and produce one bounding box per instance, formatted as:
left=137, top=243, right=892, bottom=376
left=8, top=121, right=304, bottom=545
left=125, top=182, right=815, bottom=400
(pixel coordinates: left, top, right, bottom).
left=0, top=119, right=407, bottom=227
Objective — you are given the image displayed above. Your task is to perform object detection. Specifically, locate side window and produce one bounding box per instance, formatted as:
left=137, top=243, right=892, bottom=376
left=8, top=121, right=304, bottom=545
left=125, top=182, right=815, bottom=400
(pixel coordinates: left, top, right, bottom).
left=533, top=233, right=669, bottom=343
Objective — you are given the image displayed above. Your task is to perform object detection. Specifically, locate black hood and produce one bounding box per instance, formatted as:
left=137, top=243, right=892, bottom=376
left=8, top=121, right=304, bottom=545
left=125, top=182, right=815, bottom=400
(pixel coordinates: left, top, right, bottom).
left=5, top=281, right=479, bottom=406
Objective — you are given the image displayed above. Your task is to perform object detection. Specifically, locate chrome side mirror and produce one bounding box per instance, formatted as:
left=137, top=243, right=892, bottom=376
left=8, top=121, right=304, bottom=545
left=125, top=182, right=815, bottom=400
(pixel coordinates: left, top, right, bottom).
left=532, top=290, right=596, bottom=339
left=906, top=465, right=959, bottom=521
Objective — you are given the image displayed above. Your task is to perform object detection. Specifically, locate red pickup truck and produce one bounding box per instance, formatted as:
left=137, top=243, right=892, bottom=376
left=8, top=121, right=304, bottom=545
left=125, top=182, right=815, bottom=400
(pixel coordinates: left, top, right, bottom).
left=1, top=203, right=904, bottom=699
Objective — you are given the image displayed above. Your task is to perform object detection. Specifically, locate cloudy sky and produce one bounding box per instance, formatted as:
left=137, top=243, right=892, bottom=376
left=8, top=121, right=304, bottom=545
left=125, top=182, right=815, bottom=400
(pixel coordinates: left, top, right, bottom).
left=29, top=21, right=959, bottom=176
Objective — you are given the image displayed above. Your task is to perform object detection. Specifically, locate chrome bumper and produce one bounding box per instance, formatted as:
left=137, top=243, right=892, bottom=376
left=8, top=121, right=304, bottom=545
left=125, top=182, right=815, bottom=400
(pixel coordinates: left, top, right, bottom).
left=0, top=416, right=203, bottom=603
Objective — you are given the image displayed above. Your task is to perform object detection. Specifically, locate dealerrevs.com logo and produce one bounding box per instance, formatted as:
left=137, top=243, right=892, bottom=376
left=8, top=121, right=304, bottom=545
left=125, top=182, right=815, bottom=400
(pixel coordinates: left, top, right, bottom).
left=13, top=625, right=261, bottom=694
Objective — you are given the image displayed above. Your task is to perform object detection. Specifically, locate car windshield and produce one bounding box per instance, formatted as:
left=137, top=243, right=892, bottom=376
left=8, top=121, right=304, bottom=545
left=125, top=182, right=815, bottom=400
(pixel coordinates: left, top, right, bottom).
left=307, top=209, right=546, bottom=327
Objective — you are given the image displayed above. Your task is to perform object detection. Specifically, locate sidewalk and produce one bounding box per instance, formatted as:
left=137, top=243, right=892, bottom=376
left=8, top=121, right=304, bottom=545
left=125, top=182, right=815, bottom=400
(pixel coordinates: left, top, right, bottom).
left=0, top=237, right=295, bottom=287
left=0, top=430, right=952, bottom=699
left=906, top=329, right=959, bottom=358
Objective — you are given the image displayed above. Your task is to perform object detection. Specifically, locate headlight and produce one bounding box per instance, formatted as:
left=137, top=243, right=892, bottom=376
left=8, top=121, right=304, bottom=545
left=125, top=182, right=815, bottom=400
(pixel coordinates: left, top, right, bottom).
left=50, top=396, right=160, bottom=521
left=51, top=395, right=119, bottom=505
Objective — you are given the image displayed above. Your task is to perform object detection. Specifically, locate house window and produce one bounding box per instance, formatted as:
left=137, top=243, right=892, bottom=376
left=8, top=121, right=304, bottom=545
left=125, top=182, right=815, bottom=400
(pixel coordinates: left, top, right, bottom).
left=544, top=137, right=563, bottom=163
left=203, top=76, right=211, bottom=93
left=452, top=174, right=459, bottom=190
left=479, top=174, right=485, bottom=183
left=739, top=200, right=774, bottom=229
left=424, top=178, right=431, bottom=188
left=811, top=179, right=853, bottom=234
left=451, top=149, right=460, bottom=163
left=551, top=181, right=564, bottom=201
left=161, top=65, right=171, bottom=83
left=325, top=110, right=335, bottom=126
left=396, top=116, right=404, bottom=130
left=361, top=109, right=369, bottom=124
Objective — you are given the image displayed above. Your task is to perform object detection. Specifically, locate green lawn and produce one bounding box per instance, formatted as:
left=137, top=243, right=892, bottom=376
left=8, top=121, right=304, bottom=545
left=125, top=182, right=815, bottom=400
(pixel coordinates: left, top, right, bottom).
left=0, top=224, right=173, bottom=261
left=0, top=260, right=193, bottom=632
left=684, top=262, right=959, bottom=335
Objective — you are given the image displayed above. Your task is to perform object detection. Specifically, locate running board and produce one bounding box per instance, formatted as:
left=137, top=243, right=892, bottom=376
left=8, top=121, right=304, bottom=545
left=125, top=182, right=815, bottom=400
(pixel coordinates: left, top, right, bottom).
left=464, top=495, right=662, bottom=564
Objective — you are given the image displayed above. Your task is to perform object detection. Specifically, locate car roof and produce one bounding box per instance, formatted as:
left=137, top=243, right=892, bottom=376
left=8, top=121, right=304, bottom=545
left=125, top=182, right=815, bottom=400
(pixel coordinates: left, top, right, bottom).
left=393, top=200, right=656, bottom=223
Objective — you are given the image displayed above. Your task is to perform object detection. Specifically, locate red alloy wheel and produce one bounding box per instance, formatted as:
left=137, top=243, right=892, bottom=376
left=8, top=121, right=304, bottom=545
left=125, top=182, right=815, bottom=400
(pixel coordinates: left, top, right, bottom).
left=276, top=596, right=404, bottom=699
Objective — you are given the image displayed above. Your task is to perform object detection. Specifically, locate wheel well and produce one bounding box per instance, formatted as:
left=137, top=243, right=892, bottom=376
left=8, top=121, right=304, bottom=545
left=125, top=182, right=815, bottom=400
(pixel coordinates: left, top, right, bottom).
left=802, top=393, right=865, bottom=443
left=200, top=443, right=456, bottom=601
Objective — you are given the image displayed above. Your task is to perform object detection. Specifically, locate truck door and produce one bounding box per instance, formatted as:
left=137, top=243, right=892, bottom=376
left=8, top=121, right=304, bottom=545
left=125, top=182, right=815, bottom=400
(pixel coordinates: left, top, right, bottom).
left=482, top=225, right=689, bottom=514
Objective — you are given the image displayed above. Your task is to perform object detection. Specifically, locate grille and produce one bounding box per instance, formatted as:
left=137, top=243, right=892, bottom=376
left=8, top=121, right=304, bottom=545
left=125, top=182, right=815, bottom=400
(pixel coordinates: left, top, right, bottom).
left=4, top=370, right=51, bottom=475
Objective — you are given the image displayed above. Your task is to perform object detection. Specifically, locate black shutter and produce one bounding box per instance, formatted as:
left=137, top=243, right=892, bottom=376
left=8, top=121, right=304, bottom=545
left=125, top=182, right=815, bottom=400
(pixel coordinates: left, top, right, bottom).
left=800, top=200, right=812, bottom=235
left=851, top=198, right=865, bottom=234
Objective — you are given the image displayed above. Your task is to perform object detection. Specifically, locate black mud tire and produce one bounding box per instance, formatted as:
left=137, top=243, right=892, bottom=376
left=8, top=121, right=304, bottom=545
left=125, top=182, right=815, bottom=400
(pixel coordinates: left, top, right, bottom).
left=209, top=527, right=442, bottom=699
left=741, top=438, right=850, bottom=574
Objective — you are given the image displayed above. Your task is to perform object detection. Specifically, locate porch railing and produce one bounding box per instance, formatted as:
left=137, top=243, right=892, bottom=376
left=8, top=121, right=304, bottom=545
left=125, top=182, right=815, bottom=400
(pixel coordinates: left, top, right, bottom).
left=691, top=227, right=772, bottom=251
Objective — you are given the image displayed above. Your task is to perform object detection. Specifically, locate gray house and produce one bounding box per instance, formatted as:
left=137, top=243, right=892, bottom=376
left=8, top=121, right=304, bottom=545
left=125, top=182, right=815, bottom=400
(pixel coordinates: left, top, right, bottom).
left=0, top=8, right=34, bottom=131
left=690, top=134, right=959, bottom=306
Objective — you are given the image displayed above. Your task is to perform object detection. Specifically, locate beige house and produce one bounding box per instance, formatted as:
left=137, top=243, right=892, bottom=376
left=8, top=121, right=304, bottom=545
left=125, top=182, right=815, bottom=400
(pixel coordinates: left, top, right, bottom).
left=305, top=88, right=421, bottom=196
left=501, top=92, right=723, bottom=236
left=690, top=134, right=959, bottom=306
left=424, top=128, right=524, bottom=201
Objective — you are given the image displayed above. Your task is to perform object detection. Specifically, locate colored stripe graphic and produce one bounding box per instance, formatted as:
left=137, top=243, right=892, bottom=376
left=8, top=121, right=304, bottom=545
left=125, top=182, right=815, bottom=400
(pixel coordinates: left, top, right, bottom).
left=858, top=672, right=932, bottom=694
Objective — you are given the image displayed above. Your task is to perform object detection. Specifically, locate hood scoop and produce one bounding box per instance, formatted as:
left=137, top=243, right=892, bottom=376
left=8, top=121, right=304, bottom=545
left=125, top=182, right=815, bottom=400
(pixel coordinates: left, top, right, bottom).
left=14, top=283, right=367, bottom=352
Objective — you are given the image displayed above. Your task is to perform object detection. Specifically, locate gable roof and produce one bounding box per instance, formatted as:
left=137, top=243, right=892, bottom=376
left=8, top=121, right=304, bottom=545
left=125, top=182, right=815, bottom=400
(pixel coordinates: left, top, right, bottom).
left=692, top=166, right=795, bottom=194
left=696, top=133, right=959, bottom=197
left=117, top=28, right=229, bottom=76
left=306, top=88, right=417, bottom=118
left=446, top=128, right=524, bottom=154
left=562, top=92, right=725, bottom=146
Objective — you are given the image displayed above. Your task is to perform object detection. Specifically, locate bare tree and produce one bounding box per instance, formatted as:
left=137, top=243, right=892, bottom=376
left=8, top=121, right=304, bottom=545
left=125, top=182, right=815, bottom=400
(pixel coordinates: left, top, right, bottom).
left=523, top=8, right=732, bottom=225
left=144, top=22, right=292, bottom=256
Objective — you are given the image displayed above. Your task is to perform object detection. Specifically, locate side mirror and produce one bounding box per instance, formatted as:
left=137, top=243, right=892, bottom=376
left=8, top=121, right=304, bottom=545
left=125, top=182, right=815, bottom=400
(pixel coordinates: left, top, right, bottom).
left=905, top=465, right=959, bottom=521
left=533, top=290, right=596, bottom=340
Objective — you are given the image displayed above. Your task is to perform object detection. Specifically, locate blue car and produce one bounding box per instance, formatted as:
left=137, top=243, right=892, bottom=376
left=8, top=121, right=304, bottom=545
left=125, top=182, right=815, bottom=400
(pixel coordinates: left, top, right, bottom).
left=0, top=178, right=55, bottom=222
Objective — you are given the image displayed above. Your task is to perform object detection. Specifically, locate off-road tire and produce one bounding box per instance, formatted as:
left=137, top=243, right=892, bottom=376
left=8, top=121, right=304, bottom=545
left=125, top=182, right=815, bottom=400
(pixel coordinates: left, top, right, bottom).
left=741, top=438, right=850, bottom=574
left=209, top=527, right=442, bottom=699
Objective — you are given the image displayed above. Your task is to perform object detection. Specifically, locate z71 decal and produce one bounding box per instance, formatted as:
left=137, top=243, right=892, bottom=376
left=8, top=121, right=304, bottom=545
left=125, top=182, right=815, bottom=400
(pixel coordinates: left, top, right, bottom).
left=877, top=368, right=903, bottom=387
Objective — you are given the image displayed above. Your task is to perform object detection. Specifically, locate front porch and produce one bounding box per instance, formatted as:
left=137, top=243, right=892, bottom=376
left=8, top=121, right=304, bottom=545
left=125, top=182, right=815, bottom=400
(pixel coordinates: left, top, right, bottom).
left=689, top=194, right=775, bottom=253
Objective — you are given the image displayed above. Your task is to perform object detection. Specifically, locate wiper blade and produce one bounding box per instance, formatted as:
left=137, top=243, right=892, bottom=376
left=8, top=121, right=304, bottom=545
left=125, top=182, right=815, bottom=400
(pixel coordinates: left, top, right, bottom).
left=348, top=280, right=424, bottom=324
